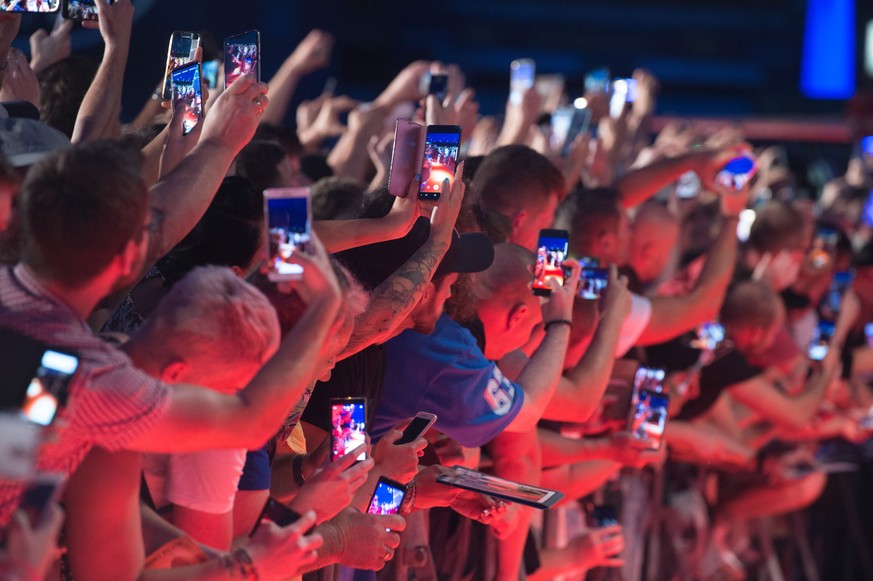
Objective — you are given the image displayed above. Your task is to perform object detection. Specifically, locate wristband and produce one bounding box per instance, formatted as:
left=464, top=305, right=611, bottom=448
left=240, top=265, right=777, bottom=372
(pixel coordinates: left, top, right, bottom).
left=400, top=481, right=416, bottom=515
left=544, top=319, right=573, bottom=332
left=292, top=453, right=307, bottom=487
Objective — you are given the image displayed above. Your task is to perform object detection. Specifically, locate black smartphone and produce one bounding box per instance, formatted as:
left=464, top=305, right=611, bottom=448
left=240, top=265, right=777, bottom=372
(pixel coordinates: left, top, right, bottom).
left=395, top=412, right=437, bottom=445
left=0, top=0, right=59, bottom=12
left=171, top=62, right=202, bottom=136
left=250, top=498, right=310, bottom=536
left=19, top=475, right=64, bottom=528
left=428, top=73, right=448, bottom=102
left=418, top=125, right=461, bottom=201
left=579, top=267, right=609, bottom=300
left=628, top=389, right=670, bottom=450
left=224, top=30, right=260, bottom=89
left=591, top=504, right=619, bottom=527
left=162, top=31, right=201, bottom=100
left=330, top=397, right=367, bottom=462
left=0, top=328, right=78, bottom=427
left=532, top=229, right=569, bottom=296
left=264, top=188, right=311, bottom=282
left=808, top=321, right=835, bottom=362
left=62, top=0, right=109, bottom=20
left=366, top=476, right=407, bottom=515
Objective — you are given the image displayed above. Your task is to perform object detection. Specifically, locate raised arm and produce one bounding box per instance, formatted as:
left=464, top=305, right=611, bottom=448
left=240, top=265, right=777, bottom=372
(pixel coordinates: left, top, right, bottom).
left=71, top=0, right=133, bottom=143
left=313, top=194, right=419, bottom=254
left=260, top=30, right=332, bottom=126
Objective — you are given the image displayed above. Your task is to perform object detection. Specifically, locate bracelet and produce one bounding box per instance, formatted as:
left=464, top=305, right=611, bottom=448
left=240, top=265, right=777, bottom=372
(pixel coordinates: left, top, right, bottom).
left=292, top=453, right=307, bottom=487
left=400, top=481, right=416, bottom=515
left=544, top=319, right=573, bottom=332
left=218, top=548, right=259, bottom=581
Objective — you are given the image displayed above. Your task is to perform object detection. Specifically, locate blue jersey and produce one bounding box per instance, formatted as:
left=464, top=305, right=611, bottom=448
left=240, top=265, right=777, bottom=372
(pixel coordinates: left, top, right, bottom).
left=372, top=315, right=524, bottom=447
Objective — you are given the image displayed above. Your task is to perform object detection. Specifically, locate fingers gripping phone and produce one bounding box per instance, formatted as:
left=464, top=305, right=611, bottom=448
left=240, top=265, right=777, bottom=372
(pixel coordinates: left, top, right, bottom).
left=330, top=397, right=367, bottom=462
left=162, top=31, right=201, bottom=100
left=171, top=62, right=203, bottom=136
left=428, top=73, right=448, bottom=103
left=63, top=0, right=110, bottom=20
left=395, top=412, right=437, bottom=445
left=264, top=188, right=311, bottom=282
left=715, top=155, right=758, bottom=191
left=0, top=0, right=59, bottom=12
left=367, top=477, right=407, bottom=515
left=532, top=229, right=569, bottom=296
left=224, top=30, right=261, bottom=88
left=250, top=498, right=314, bottom=536
left=418, top=125, right=461, bottom=201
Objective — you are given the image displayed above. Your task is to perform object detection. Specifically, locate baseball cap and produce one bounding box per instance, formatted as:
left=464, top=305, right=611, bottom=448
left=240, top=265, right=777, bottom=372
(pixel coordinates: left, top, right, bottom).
left=0, top=118, right=71, bottom=168
left=337, top=217, right=495, bottom=290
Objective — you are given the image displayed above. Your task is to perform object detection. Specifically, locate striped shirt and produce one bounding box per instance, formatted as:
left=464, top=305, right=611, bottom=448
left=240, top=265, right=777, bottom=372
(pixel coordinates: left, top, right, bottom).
left=0, top=264, right=171, bottom=525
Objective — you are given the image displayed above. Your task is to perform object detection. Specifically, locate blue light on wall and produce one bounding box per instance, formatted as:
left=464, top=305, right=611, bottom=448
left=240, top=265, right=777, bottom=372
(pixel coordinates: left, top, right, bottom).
left=800, top=0, right=856, bottom=99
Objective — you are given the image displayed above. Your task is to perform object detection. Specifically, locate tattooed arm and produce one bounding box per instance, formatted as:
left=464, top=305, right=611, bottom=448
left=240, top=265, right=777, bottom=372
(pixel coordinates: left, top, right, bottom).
left=339, top=163, right=467, bottom=358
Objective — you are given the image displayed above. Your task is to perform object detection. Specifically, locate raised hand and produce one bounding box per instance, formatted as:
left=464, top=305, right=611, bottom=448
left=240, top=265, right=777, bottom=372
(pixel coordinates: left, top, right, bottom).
left=290, top=444, right=375, bottom=523
left=199, top=73, right=268, bottom=154
left=329, top=508, right=407, bottom=570
left=541, top=258, right=581, bottom=326
left=373, top=423, right=428, bottom=484
left=89, top=0, right=134, bottom=53
left=29, top=18, right=72, bottom=73
left=286, top=30, right=333, bottom=77
left=0, top=48, right=39, bottom=106
left=572, top=524, right=625, bottom=569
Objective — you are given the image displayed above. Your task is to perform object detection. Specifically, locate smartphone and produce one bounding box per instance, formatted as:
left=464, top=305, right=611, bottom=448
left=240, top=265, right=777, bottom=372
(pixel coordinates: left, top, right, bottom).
left=863, top=191, right=873, bottom=229
left=201, top=59, right=220, bottom=90
left=590, top=505, right=619, bottom=527
left=250, top=498, right=312, bottom=536
left=809, top=227, right=839, bottom=269
left=388, top=118, right=422, bottom=198
left=689, top=321, right=726, bottom=351
left=608, top=78, right=638, bottom=118
left=19, top=474, right=64, bottom=528
left=676, top=171, right=701, bottom=199
left=162, top=32, right=201, bottom=100
left=631, top=365, right=666, bottom=411
left=428, top=73, right=448, bottom=103
left=62, top=0, right=109, bottom=20
left=224, top=30, right=260, bottom=89
left=532, top=229, right=569, bottom=296
left=628, top=389, right=670, bottom=450
left=861, top=136, right=873, bottom=158
left=418, top=125, right=461, bottom=201
left=584, top=67, right=610, bottom=93
left=579, top=267, right=609, bottom=300
left=552, top=105, right=592, bottom=157
left=366, top=476, right=408, bottom=515
left=510, top=59, right=535, bottom=105
left=171, top=62, right=202, bottom=136
left=395, top=412, right=437, bottom=445
left=0, top=414, right=40, bottom=479
left=864, top=323, right=873, bottom=348
left=264, top=188, right=311, bottom=282
left=823, top=270, right=854, bottom=314
left=330, top=397, right=367, bottom=462
left=808, top=321, right=835, bottom=361
left=715, top=155, right=758, bottom=191
left=0, top=0, right=58, bottom=12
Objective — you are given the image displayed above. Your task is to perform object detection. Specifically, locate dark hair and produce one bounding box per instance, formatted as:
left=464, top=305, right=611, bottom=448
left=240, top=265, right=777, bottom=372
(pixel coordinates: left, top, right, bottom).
left=554, top=186, right=622, bottom=256
left=311, top=176, right=366, bottom=220
left=299, top=152, right=333, bottom=183
left=472, top=145, right=565, bottom=218
left=254, top=124, right=303, bottom=157
left=720, top=280, right=780, bottom=330
left=747, top=201, right=804, bottom=254
left=37, top=56, right=99, bottom=138
left=156, top=176, right=264, bottom=285
left=234, top=140, right=287, bottom=193
left=19, top=141, right=147, bottom=288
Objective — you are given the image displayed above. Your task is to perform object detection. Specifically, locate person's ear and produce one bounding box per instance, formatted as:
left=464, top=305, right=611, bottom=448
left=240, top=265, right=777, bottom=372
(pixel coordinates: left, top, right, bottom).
left=230, top=265, right=244, bottom=278
left=512, top=210, right=529, bottom=235
left=115, top=238, right=141, bottom=279
left=507, top=303, right=528, bottom=331
left=160, top=359, right=189, bottom=384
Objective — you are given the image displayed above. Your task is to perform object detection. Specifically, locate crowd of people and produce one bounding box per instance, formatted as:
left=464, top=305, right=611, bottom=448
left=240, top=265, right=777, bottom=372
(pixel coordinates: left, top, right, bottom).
left=0, top=1, right=871, bottom=579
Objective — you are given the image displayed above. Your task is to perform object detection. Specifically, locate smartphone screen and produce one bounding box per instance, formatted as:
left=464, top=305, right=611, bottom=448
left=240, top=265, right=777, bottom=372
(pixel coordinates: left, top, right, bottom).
left=418, top=125, right=461, bottom=201
left=19, top=475, right=63, bottom=527
left=689, top=322, right=726, bottom=351
left=330, top=398, right=367, bottom=461
left=591, top=505, right=619, bottom=527
left=264, top=188, right=310, bottom=282
left=808, top=321, right=835, bottom=361
left=201, top=60, right=220, bottom=90
left=676, top=171, right=701, bottom=199
left=532, top=229, right=569, bottom=296
left=579, top=267, right=609, bottom=300
left=395, top=412, right=437, bottom=445
left=21, top=349, right=77, bottom=426
left=388, top=119, right=422, bottom=198
left=0, top=0, right=59, bottom=12
left=162, top=32, right=201, bottom=100
left=584, top=67, right=610, bottom=93
left=510, top=59, right=535, bottom=105
left=224, top=30, right=260, bottom=88
left=628, top=389, right=669, bottom=450
left=861, top=136, right=873, bottom=158
left=428, top=73, right=448, bottom=102
left=367, top=477, right=407, bottom=515
left=631, top=366, right=665, bottom=411
left=715, top=156, right=757, bottom=191
left=809, top=227, right=839, bottom=269
left=63, top=0, right=106, bottom=19
left=171, top=63, right=202, bottom=136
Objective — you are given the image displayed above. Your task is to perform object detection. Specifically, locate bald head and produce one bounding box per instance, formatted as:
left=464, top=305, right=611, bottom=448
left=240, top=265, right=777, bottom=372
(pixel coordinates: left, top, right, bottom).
left=628, top=202, right=679, bottom=284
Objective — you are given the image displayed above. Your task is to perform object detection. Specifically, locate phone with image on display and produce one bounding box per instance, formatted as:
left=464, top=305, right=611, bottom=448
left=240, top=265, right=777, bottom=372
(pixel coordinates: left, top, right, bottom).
left=809, top=227, right=839, bottom=269
left=676, top=171, right=701, bottom=199
left=689, top=321, right=727, bottom=351
left=579, top=267, right=609, bottom=300
left=224, top=30, right=260, bottom=88
left=510, top=59, right=535, bottom=105
left=715, top=155, right=757, bottom=191
left=330, top=397, right=367, bottom=462
left=264, top=188, right=310, bottom=282
left=0, top=0, right=58, bottom=12
left=418, top=125, right=461, bottom=201
left=631, top=365, right=665, bottom=408
left=171, top=62, right=202, bottom=136
left=62, top=0, right=109, bottom=20
left=608, top=78, right=638, bottom=118
left=532, top=229, right=569, bottom=296
left=367, top=477, right=407, bottom=515
left=162, top=31, right=201, bottom=100
left=628, top=389, right=669, bottom=450
left=201, top=60, right=220, bottom=90
left=808, top=321, right=835, bottom=362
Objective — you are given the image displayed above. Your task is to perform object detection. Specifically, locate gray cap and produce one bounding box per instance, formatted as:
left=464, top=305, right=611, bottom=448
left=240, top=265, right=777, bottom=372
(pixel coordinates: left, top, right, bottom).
left=0, top=117, right=71, bottom=168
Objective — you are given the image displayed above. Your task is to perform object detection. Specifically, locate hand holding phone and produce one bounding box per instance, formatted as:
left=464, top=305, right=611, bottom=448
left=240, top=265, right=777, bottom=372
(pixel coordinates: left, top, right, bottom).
left=162, top=31, right=201, bottom=100
left=330, top=397, right=367, bottom=462
left=63, top=0, right=110, bottom=20
left=367, top=477, right=407, bottom=515
left=533, top=229, right=569, bottom=296
left=1, top=0, right=59, bottom=12
left=395, top=412, right=437, bottom=445
left=510, top=59, right=535, bottom=105
left=628, top=389, right=669, bottom=450
left=714, top=155, right=758, bottom=192
left=418, top=125, right=461, bottom=201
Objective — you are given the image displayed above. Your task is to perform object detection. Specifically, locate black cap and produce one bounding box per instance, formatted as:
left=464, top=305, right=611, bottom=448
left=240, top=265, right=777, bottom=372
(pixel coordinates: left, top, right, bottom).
left=337, top=217, right=495, bottom=290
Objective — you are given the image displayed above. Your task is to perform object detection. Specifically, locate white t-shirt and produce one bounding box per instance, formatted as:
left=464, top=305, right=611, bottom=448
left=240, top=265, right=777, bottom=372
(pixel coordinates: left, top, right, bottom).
left=614, top=293, right=653, bottom=358
left=143, top=448, right=246, bottom=514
